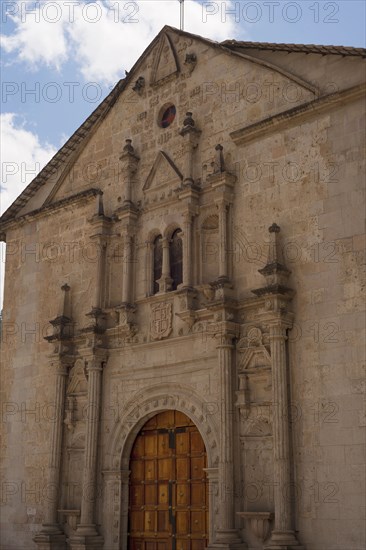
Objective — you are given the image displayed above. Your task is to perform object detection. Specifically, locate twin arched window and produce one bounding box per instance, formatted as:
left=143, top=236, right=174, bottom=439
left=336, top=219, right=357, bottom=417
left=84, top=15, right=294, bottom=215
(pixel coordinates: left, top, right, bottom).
left=153, top=229, right=183, bottom=294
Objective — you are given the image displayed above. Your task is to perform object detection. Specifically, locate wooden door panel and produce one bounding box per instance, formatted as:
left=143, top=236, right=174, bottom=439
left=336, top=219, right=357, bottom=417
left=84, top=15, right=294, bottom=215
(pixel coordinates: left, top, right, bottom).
left=145, top=434, right=158, bottom=456
left=190, top=483, right=205, bottom=507
left=130, top=510, right=144, bottom=531
left=176, top=457, right=189, bottom=480
left=131, top=460, right=144, bottom=481
left=131, top=484, right=144, bottom=505
left=191, top=511, right=205, bottom=533
left=176, top=432, right=189, bottom=454
left=130, top=539, right=144, bottom=550
left=144, top=510, right=156, bottom=532
left=158, top=483, right=169, bottom=505
left=190, top=456, right=205, bottom=479
left=176, top=483, right=189, bottom=506
left=190, top=431, right=205, bottom=454
left=157, top=510, right=170, bottom=532
left=176, top=510, right=189, bottom=534
left=145, top=484, right=157, bottom=505
left=176, top=540, right=189, bottom=550
left=158, top=458, right=172, bottom=480
left=145, top=460, right=156, bottom=480
left=131, top=435, right=145, bottom=457
left=129, top=411, right=208, bottom=550
left=156, top=410, right=175, bottom=428
left=158, top=433, right=170, bottom=455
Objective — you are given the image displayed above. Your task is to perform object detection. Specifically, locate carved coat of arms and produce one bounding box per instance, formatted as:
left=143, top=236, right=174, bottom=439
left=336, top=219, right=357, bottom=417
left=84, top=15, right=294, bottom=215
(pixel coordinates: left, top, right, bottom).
left=150, top=302, right=172, bottom=340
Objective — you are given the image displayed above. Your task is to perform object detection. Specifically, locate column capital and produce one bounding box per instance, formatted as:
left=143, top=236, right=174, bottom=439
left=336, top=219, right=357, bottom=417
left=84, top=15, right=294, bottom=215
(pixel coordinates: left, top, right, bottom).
left=53, top=360, right=71, bottom=376
left=84, top=357, right=107, bottom=376
left=213, top=322, right=239, bottom=348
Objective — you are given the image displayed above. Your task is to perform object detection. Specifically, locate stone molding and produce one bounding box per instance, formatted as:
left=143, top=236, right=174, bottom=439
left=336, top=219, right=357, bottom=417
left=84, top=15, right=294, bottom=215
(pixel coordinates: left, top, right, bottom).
left=105, top=384, right=220, bottom=471
left=230, top=83, right=366, bottom=146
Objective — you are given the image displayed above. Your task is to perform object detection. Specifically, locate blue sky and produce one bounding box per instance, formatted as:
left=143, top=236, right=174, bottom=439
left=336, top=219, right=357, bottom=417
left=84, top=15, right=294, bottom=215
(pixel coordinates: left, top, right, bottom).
left=0, top=0, right=365, bottom=302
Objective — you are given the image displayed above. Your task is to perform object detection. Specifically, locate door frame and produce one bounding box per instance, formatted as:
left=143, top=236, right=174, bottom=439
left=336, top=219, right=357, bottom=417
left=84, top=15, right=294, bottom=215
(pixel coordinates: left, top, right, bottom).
left=104, top=388, right=220, bottom=550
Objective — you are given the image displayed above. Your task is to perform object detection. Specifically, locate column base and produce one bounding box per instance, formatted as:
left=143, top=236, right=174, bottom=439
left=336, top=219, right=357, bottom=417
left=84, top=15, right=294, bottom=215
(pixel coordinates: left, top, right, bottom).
left=68, top=531, right=104, bottom=550
left=264, top=530, right=304, bottom=549
left=207, top=529, right=247, bottom=549
left=33, top=528, right=67, bottom=550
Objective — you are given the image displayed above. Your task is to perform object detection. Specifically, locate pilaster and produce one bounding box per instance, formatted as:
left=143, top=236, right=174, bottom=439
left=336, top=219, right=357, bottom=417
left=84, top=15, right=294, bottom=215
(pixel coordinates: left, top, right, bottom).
left=208, top=323, right=246, bottom=550
left=252, top=224, right=304, bottom=550
left=34, top=284, right=75, bottom=550
left=68, top=354, right=107, bottom=550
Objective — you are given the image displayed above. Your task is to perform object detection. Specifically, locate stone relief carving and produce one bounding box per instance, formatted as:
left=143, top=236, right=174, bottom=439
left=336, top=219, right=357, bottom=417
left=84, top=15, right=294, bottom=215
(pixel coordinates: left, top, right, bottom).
left=151, top=33, right=179, bottom=85
left=150, top=301, right=173, bottom=340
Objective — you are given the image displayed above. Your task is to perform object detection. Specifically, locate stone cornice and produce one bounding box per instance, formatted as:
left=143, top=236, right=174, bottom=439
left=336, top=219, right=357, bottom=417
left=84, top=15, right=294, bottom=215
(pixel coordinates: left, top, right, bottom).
left=230, top=83, right=365, bottom=146
left=0, top=188, right=101, bottom=238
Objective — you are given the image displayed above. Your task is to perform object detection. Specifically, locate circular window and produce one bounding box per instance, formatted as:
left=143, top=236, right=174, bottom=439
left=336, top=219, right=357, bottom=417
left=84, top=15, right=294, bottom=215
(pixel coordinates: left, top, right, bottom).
left=159, top=104, right=176, bottom=128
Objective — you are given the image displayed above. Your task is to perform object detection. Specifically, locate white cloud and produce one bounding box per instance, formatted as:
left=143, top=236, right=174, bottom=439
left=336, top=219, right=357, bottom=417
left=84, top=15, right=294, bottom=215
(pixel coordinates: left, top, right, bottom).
left=0, top=113, right=57, bottom=306
left=0, top=113, right=57, bottom=216
left=1, top=0, right=241, bottom=84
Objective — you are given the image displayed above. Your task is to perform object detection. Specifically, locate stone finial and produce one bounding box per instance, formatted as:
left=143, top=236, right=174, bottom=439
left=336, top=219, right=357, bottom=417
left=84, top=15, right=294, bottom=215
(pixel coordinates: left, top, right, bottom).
left=183, top=112, right=195, bottom=127
left=61, top=283, right=71, bottom=320
left=253, top=224, right=292, bottom=296
left=45, top=284, right=73, bottom=343
left=96, top=193, right=104, bottom=217
left=265, top=223, right=285, bottom=267
left=179, top=112, right=200, bottom=137
left=269, top=222, right=280, bottom=233
left=120, top=138, right=140, bottom=167
left=213, top=144, right=225, bottom=173
left=123, top=139, right=135, bottom=154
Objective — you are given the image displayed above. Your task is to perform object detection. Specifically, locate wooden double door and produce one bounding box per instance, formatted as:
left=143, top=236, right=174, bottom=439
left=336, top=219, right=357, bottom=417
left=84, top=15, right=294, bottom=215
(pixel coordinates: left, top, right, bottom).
left=128, top=411, right=209, bottom=550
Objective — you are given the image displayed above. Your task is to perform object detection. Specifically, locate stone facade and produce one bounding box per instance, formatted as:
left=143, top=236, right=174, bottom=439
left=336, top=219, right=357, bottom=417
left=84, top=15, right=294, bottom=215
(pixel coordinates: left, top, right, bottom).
left=0, top=26, right=365, bottom=550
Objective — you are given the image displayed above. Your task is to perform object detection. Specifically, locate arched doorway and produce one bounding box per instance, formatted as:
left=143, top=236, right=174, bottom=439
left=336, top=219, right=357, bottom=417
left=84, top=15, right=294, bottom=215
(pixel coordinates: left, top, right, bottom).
left=128, top=410, right=209, bottom=550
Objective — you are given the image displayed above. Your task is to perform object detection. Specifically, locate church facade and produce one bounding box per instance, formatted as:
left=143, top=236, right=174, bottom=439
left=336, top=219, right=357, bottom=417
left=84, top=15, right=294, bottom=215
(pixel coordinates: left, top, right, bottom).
left=0, top=27, right=365, bottom=550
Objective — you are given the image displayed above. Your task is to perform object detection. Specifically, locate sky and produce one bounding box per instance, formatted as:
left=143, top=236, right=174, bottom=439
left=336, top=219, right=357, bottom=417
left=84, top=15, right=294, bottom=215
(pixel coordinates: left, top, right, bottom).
left=0, top=0, right=365, bottom=304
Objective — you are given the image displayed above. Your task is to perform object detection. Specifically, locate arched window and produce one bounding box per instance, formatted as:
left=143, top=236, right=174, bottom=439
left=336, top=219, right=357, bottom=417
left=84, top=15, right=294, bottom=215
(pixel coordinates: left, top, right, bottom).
left=170, top=229, right=183, bottom=290
left=153, top=235, right=163, bottom=294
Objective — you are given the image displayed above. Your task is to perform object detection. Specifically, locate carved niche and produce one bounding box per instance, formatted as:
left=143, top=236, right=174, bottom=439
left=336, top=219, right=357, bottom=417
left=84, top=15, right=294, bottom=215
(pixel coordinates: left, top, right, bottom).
left=236, top=326, right=272, bottom=419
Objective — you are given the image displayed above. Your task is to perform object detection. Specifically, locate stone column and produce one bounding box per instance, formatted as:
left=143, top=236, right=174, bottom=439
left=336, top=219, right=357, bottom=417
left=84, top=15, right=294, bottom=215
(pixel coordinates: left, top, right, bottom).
left=34, top=362, right=69, bottom=550
left=182, top=213, right=193, bottom=288
left=212, top=330, right=242, bottom=549
left=264, top=322, right=302, bottom=549
left=119, top=139, right=140, bottom=206
left=70, top=359, right=104, bottom=548
left=145, top=240, right=154, bottom=296
left=203, top=467, right=219, bottom=544
left=216, top=200, right=229, bottom=281
left=101, top=470, right=126, bottom=550
left=179, top=112, right=201, bottom=184
left=122, top=234, right=133, bottom=303
left=157, top=237, right=173, bottom=292
left=94, top=241, right=107, bottom=310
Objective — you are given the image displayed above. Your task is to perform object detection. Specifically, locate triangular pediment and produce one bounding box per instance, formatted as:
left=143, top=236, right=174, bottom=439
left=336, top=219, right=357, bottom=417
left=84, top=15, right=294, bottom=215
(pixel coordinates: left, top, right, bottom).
left=239, top=346, right=271, bottom=370
left=67, top=361, right=87, bottom=395
left=151, top=32, right=179, bottom=85
left=1, top=24, right=360, bottom=228
left=143, top=151, right=183, bottom=192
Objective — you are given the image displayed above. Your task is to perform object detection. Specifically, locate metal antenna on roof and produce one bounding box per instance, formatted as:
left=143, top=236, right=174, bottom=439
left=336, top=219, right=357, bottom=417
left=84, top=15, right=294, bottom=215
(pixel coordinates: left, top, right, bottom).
left=179, top=0, right=184, bottom=31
